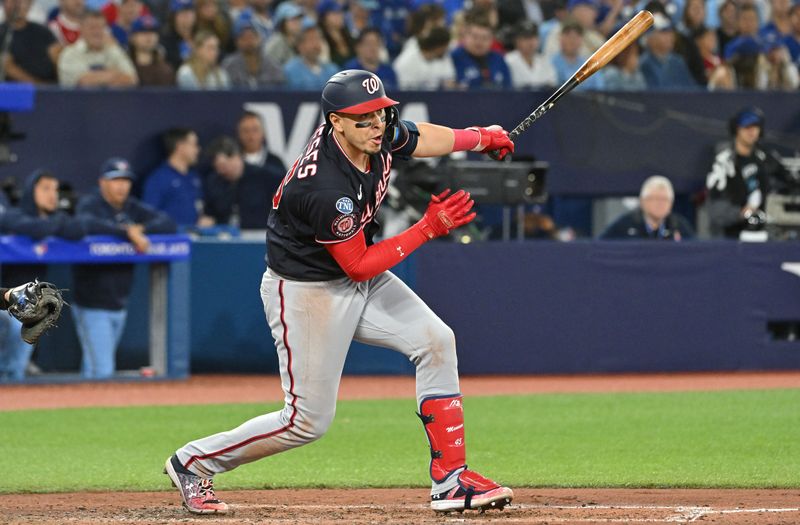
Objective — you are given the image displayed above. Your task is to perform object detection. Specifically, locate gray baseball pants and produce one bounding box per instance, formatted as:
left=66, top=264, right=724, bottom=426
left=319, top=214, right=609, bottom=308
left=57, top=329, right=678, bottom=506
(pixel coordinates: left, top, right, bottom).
left=176, top=268, right=462, bottom=493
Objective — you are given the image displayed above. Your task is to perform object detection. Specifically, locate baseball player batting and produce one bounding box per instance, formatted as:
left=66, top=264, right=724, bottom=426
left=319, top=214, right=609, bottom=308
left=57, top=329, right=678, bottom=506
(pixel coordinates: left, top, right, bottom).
left=164, top=70, right=515, bottom=515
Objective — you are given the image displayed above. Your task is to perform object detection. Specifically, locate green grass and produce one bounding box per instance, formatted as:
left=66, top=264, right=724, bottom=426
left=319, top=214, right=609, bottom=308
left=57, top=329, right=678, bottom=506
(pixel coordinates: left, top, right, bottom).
left=1, top=389, right=798, bottom=493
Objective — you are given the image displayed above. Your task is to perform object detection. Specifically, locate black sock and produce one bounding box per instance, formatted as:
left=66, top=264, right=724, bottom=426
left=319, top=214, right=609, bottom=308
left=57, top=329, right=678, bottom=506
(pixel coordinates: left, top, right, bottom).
left=171, top=454, right=194, bottom=475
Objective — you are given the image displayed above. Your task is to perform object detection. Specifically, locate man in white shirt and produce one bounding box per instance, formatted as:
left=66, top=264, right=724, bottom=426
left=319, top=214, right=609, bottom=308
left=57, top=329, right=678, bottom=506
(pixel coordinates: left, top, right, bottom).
left=393, top=26, right=456, bottom=90
left=57, top=10, right=137, bottom=87
left=505, top=21, right=557, bottom=88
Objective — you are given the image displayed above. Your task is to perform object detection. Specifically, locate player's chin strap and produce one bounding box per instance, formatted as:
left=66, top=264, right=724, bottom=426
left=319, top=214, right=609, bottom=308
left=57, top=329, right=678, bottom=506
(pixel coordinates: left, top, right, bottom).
left=417, top=394, right=467, bottom=484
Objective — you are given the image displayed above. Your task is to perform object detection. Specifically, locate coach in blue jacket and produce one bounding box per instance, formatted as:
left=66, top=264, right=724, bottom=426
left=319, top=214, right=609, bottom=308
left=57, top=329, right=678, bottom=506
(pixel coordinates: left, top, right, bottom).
left=72, top=158, right=177, bottom=379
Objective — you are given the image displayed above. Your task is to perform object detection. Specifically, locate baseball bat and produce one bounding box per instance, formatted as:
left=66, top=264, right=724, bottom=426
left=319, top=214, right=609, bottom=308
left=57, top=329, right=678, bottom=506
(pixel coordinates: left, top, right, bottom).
left=490, top=10, right=654, bottom=160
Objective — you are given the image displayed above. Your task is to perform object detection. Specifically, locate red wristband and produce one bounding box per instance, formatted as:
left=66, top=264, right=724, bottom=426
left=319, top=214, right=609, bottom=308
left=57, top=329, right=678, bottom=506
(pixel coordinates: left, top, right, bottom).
left=452, top=128, right=480, bottom=152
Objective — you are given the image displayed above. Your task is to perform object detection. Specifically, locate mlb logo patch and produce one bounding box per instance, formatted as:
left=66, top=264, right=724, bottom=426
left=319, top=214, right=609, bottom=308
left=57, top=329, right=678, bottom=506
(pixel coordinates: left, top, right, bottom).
left=336, top=197, right=354, bottom=214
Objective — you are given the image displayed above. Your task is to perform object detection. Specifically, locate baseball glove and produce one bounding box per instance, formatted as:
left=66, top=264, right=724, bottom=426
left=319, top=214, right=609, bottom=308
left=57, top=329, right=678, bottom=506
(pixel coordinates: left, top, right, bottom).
left=7, top=280, right=65, bottom=345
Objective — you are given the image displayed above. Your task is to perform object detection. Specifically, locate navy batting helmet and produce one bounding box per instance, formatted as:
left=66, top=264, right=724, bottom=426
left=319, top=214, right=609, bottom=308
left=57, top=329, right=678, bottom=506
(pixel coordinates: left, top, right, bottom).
left=321, top=70, right=398, bottom=118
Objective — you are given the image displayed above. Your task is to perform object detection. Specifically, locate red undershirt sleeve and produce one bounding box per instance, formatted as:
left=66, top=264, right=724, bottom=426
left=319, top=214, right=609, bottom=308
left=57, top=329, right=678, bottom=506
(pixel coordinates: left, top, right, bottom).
left=325, top=224, right=431, bottom=282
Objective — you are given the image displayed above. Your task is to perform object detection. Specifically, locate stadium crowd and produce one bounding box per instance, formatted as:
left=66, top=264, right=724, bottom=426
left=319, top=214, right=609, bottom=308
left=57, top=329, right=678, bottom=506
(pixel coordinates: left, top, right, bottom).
left=1, top=0, right=800, bottom=91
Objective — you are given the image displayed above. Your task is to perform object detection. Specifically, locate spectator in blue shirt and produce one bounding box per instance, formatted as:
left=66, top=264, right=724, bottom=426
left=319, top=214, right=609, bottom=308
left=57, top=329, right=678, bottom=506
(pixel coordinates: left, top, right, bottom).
left=73, top=158, right=177, bottom=379
left=451, top=9, right=512, bottom=89
left=283, top=24, right=340, bottom=90
left=343, top=27, right=398, bottom=89
left=760, top=0, right=792, bottom=43
left=109, top=0, right=143, bottom=48
left=143, top=127, right=214, bottom=228
left=639, top=12, right=698, bottom=89
left=551, top=19, right=604, bottom=89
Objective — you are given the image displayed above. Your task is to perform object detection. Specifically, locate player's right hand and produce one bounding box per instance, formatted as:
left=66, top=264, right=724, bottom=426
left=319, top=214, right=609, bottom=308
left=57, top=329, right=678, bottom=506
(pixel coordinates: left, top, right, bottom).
left=417, top=189, right=476, bottom=239
left=469, top=125, right=515, bottom=160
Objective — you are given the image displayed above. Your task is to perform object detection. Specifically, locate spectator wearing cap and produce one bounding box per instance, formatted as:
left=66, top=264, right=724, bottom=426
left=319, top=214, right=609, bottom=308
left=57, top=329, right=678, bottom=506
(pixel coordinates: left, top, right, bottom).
left=762, top=33, right=799, bottom=88
left=543, top=0, right=605, bottom=58
left=785, top=3, right=800, bottom=64
left=342, top=27, right=397, bottom=89
left=239, top=0, right=274, bottom=42
left=318, top=0, right=354, bottom=66
left=1, top=169, right=85, bottom=381
left=144, top=127, right=214, bottom=227
left=176, top=30, right=231, bottom=88
left=705, top=107, right=791, bottom=238
left=49, top=0, right=85, bottom=45
left=0, top=0, right=61, bottom=84
left=639, top=12, right=697, bottom=89
left=709, top=36, right=768, bottom=89
left=283, top=23, right=339, bottom=89
left=451, top=9, right=511, bottom=89
left=72, top=158, right=177, bottom=379
left=394, top=26, right=455, bottom=89
left=195, top=0, right=234, bottom=53
left=263, top=1, right=304, bottom=66
left=109, top=0, right=144, bottom=47
left=505, top=21, right=557, bottom=89
left=58, top=10, right=138, bottom=87
left=128, top=15, right=176, bottom=85
left=162, top=0, right=196, bottom=70
left=551, top=19, right=604, bottom=88
left=222, top=15, right=284, bottom=87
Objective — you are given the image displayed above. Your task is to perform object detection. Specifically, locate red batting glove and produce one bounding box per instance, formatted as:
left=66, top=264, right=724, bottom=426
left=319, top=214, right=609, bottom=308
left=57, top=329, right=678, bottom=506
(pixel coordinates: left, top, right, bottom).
left=467, top=125, right=515, bottom=160
left=415, top=189, right=477, bottom=240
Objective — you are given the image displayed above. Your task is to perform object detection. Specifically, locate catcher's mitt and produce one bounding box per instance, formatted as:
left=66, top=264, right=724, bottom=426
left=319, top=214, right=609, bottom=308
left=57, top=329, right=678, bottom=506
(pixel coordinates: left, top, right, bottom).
left=7, top=280, right=65, bottom=345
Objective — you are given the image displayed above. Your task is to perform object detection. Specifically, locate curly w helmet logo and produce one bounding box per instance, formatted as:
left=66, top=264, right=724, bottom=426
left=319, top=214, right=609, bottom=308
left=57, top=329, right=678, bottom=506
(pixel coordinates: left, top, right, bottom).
left=362, top=76, right=380, bottom=94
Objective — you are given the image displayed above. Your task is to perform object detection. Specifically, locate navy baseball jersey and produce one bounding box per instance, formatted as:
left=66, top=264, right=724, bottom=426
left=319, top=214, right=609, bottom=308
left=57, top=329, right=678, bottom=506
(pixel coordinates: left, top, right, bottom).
left=266, top=120, right=419, bottom=281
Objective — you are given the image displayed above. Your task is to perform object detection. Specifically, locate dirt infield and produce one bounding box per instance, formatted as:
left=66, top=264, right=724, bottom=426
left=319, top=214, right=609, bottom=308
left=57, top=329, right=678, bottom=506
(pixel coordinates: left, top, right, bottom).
left=2, top=488, right=799, bottom=524
left=2, top=372, right=799, bottom=524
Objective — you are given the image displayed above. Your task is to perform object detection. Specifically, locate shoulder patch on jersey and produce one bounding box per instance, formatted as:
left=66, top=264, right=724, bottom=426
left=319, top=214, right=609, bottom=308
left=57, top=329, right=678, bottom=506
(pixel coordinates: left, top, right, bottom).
left=335, top=197, right=354, bottom=214
left=332, top=213, right=358, bottom=238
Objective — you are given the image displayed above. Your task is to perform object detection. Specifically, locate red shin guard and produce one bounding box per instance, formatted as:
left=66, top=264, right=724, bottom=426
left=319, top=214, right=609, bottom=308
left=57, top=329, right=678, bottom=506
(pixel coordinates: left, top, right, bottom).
left=418, top=395, right=466, bottom=483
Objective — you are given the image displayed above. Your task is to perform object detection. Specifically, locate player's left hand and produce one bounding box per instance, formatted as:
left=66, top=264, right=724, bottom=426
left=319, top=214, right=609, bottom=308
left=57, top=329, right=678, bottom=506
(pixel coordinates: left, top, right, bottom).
left=468, top=125, right=515, bottom=160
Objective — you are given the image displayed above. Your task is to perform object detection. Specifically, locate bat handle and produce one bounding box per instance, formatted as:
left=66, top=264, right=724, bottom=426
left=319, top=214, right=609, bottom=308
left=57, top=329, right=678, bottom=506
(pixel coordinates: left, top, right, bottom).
left=488, top=103, right=552, bottom=161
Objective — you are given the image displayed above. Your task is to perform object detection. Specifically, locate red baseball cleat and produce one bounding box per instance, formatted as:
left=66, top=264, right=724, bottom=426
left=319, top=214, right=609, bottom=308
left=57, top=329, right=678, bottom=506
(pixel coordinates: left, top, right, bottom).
left=430, top=469, right=513, bottom=513
left=164, top=456, right=229, bottom=514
